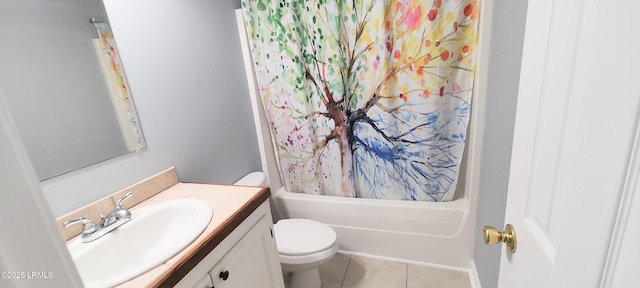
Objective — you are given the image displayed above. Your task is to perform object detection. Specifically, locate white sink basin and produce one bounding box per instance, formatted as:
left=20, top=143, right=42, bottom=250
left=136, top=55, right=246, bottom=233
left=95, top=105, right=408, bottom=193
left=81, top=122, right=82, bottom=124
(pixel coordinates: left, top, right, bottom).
left=67, top=198, right=213, bottom=288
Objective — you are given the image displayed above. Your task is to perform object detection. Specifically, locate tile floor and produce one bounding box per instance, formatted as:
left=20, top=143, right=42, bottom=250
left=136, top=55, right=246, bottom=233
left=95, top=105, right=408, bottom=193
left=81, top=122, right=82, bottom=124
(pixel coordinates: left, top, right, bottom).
left=284, top=253, right=472, bottom=288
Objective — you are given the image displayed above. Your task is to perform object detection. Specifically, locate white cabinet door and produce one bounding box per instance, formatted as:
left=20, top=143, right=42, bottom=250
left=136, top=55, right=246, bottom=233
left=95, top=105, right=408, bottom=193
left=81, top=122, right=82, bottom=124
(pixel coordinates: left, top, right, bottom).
left=210, top=216, right=284, bottom=288
left=192, top=274, right=213, bottom=288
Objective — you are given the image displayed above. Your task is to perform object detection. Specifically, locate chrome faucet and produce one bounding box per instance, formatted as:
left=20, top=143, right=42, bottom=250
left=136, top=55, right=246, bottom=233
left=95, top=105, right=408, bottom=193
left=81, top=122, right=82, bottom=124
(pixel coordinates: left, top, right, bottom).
left=63, top=192, right=133, bottom=243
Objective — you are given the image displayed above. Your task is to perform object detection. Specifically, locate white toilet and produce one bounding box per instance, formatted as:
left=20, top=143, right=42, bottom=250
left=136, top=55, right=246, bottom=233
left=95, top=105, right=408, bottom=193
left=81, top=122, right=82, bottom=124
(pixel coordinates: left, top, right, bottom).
left=234, top=172, right=338, bottom=288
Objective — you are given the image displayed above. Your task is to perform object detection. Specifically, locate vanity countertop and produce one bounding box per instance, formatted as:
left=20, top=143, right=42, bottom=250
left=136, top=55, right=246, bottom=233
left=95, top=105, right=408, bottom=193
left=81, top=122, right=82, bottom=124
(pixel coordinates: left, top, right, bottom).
left=68, top=182, right=270, bottom=288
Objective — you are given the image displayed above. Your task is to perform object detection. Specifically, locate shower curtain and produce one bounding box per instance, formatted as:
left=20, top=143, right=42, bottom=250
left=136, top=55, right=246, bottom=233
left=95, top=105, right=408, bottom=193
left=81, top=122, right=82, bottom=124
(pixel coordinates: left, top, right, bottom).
left=242, top=0, right=479, bottom=201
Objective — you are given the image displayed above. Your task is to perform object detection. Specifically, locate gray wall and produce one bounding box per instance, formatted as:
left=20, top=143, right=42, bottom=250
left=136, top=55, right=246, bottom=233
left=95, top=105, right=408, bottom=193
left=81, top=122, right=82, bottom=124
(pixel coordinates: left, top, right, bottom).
left=473, top=1, right=528, bottom=287
left=39, top=0, right=261, bottom=216
left=0, top=0, right=128, bottom=180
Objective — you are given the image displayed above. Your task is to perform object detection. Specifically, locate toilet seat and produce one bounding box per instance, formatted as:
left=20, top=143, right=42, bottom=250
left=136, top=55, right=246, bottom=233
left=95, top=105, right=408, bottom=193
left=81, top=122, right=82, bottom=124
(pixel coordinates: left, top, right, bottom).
left=273, top=219, right=337, bottom=256
left=234, top=173, right=336, bottom=288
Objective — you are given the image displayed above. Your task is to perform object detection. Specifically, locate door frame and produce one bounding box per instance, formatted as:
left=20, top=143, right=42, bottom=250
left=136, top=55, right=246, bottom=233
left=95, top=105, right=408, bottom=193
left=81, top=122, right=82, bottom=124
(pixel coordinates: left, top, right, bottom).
left=600, top=117, right=640, bottom=286
left=0, top=88, right=83, bottom=287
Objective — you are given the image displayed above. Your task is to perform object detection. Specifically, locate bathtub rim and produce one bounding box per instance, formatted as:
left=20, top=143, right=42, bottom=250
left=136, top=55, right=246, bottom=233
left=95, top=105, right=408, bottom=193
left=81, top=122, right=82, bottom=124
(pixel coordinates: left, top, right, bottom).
left=271, top=186, right=471, bottom=238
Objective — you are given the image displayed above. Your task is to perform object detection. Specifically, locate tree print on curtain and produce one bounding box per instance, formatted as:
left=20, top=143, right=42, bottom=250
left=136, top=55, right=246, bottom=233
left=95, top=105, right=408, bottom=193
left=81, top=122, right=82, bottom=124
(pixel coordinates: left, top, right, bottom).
left=242, top=0, right=479, bottom=201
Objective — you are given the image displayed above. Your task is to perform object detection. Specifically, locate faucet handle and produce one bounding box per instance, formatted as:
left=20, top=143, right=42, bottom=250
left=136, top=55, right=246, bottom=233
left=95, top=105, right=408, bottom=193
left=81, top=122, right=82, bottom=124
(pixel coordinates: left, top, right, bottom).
left=116, top=191, right=133, bottom=208
left=63, top=217, right=97, bottom=235
left=113, top=191, right=133, bottom=220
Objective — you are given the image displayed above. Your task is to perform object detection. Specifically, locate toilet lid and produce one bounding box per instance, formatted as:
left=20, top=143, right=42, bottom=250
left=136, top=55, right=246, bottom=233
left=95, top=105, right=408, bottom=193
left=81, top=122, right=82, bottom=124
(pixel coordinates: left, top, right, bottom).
left=273, top=219, right=337, bottom=256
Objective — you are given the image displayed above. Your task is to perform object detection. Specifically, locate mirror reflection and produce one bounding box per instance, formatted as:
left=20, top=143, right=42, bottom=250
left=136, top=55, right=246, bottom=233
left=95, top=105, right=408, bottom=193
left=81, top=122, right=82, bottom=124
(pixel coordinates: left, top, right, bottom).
left=0, top=0, right=146, bottom=180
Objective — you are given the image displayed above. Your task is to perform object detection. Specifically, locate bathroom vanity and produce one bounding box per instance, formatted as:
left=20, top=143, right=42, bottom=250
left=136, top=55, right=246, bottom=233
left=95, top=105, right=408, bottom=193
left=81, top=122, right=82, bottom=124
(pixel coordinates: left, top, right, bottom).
left=178, top=202, right=282, bottom=288
left=56, top=168, right=285, bottom=288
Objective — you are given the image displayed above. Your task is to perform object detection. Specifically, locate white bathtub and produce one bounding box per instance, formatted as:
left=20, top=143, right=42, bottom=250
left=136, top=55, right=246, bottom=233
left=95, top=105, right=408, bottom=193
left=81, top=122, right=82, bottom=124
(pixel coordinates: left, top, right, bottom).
left=236, top=9, right=481, bottom=269
left=271, top=185, right=475, bottom=268
left=262, top=146, right=476, bottom=268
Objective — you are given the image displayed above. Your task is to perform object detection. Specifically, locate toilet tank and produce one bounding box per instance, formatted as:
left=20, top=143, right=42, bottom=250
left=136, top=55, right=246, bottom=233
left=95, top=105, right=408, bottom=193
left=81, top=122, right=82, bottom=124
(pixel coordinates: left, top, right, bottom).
left=234, top=172, right=267, bottom=186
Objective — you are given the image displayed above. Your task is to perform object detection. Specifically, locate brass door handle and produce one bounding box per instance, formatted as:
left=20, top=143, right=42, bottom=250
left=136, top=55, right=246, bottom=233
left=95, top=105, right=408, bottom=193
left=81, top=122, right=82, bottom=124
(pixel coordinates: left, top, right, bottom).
left=483, top=224, right=517, bottom=253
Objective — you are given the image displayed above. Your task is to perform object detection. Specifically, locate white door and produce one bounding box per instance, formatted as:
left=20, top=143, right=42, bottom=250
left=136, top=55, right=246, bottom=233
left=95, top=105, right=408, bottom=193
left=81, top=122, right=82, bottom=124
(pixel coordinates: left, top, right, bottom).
left=497, top=0, right=640, bottom=287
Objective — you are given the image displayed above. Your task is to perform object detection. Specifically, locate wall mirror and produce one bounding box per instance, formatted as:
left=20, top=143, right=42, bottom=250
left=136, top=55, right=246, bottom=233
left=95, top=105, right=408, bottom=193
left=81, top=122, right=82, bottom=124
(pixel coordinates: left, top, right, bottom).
left=0, top=0, right=146, bottom=180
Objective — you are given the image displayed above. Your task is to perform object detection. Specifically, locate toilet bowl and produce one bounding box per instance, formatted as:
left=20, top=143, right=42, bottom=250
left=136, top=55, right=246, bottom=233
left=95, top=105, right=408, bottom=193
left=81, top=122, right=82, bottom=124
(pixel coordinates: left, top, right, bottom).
left=234, top=172, right=338, bottom=288
left=274, top=218, right=338, bottom=288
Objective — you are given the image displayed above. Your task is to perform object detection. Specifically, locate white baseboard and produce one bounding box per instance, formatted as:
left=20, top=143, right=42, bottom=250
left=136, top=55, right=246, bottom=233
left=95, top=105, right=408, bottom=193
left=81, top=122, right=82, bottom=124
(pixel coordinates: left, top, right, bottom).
left=469, top=260, right=482, bottom=288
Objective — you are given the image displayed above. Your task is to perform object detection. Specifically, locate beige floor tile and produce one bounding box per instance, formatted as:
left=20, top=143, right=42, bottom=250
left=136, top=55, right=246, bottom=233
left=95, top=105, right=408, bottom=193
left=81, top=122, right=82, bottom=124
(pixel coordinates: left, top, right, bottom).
left=407, top=264, right=471, bottom=288
left=319, top=252, right=351, bottom=288
left=342, top=255, right=407, bottom=288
